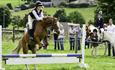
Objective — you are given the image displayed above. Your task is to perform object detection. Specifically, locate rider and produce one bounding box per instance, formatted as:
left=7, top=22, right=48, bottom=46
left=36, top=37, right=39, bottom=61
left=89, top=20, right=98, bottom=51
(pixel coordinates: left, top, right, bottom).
left=95, top=11, right=104, bottom=33
left=25, top=1, right=44, bottom=39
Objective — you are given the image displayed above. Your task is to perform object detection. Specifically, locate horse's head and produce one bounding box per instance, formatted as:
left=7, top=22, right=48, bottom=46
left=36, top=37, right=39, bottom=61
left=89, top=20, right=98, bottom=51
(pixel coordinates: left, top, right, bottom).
left=88, top=25, right=102, bottom=42
left=43, top=16, right=60, bottom=35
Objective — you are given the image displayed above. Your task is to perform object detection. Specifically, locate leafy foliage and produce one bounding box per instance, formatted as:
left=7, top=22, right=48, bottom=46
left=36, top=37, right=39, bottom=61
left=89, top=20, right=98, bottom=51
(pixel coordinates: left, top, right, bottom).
left=95, top=0, right=115, bottom=23
left=53, top=8, right=85, bottom=25
left=68, top=11, right=85, bottom=24
left=53, top=8, right=68, bottom=22
left=0, top=6, right=11, bottom=27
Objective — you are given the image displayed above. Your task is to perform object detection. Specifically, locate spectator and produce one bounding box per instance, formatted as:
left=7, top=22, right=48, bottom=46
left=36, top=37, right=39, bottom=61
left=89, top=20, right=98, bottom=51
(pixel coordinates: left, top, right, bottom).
left=106, top=18, right=115, bottom=56
left=53, top=30, right=59, bottom=50
left=69, top=25, right=75, bottom=50
left=85, top=25, right=91, bottom=49
left=77, top=25, right=82, bottom=50
left=58, top=24, right=65, bottom=50
left=90, top=29, right=98, bottom=56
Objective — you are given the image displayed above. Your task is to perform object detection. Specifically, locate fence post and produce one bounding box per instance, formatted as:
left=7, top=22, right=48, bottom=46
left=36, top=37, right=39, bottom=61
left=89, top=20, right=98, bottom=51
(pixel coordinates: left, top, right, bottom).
left=80, top=24, right=88, bottom=68
left=0, top=25, right=2, bottom=69
left=12, top=26, right=15, bottom=42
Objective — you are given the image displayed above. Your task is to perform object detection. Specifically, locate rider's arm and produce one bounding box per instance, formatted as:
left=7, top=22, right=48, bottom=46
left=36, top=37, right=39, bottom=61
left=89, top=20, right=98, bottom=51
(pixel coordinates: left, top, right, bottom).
left=32, top=10, right=43, bottom=20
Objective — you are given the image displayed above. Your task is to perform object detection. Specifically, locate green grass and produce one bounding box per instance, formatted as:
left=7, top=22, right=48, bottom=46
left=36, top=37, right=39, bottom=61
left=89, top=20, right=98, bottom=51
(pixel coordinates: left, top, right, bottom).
left=0, top=0, right=25, bottom=7
left=2, top=37, right=115, bottom=70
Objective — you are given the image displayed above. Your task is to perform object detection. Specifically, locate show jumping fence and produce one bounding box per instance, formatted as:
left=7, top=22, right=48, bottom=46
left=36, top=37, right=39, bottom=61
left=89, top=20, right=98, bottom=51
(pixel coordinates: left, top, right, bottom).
left=1, top=25, right=88, bottom=70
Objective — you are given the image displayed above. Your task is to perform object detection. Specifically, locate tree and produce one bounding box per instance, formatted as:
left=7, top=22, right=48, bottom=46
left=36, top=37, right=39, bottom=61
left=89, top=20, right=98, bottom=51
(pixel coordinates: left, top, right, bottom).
left=95, top=0, right=115, bottom=24
left=67, top=11, right=85, bottom=24
left=0, top=6, right=11, bottom=28
left=53, top=8, right=68, bottom=22
left=11, top=16, right=21, bottom=28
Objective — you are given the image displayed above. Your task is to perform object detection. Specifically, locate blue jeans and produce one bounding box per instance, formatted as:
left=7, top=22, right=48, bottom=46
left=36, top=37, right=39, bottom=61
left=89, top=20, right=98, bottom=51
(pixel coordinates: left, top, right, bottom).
left=77, top=38, right=81, bottom=50
left=54, top=40, right=59, bottom=50
left=58, top=38, right=64, bottom=50
left=70, top=38, right=75, bottom=50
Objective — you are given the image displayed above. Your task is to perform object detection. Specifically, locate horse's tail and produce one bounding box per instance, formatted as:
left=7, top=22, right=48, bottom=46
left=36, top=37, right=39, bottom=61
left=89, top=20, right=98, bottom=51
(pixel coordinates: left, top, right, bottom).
left=12, top=40, right=22, bottom=54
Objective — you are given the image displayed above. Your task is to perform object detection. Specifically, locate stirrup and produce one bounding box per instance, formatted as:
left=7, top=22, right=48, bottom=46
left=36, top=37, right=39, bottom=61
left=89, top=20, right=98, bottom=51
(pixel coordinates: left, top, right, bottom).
left=29, top=37, right=34, bottom=40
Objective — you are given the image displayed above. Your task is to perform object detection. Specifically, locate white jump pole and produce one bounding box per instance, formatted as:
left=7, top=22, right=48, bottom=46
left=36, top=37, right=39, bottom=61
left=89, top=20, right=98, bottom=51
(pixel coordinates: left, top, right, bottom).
left=80, top=24, right=88, bottom=68
left=0, top=25, right=2, bottom=70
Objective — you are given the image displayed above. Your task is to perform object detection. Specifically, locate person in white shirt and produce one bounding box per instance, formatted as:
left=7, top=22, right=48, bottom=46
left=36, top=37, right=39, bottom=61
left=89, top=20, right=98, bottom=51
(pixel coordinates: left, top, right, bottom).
left=58, top=24, right=65, bottom=50
left=69, top=25, right=75, bottom=50
left=105, top=18, right=115, bottom=56
left=106, top=18, right=115, bottom=32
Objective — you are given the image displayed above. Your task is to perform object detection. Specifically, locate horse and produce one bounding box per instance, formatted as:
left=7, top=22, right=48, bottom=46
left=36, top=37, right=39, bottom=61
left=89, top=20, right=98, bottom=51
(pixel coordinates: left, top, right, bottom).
left=86, top=24, right=102, bottom=56
left=100, top=30, right=115, bottom=56
left=12, top=16, right=60, bottom=54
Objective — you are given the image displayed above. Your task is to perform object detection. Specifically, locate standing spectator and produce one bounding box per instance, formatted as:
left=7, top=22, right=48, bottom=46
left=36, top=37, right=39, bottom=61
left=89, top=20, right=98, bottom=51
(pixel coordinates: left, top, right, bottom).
left=69, top=26, right=75, bottom=50
left=106, top=18, right=115, bottom=56
left=53, top=30, right=59, bottom=50
left=74, top=26, right=79, bottom=52
left=90, top=29, right=99, bottom=56
left=58, top=24, right=65, bottom=50
left=85, top=25, right=91, bottom=49
left=77, top=25, right=82, bottom=50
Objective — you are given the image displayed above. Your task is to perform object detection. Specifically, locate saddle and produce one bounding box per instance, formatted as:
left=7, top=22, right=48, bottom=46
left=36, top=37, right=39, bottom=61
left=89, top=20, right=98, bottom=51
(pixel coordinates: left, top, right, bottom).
left=28, top=20, right=37, bottom=40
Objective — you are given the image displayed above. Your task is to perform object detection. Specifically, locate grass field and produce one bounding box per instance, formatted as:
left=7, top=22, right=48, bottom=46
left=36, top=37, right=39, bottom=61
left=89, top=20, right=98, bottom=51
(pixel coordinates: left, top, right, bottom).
left=2, top=37, right=115, bottom=70
left=0, top=0, right=25, bottom=7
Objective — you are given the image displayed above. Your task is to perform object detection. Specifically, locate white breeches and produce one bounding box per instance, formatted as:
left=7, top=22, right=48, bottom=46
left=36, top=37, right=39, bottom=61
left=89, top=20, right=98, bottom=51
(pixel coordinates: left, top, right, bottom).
left=26, top=15, right=34, bottom=29
left=24, top=15, right=34, bottom=33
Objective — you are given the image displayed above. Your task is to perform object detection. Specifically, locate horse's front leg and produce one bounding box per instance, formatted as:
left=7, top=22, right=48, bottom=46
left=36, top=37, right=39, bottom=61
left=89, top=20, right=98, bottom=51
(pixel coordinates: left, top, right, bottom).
left=35, top=37, right=43, bottom=50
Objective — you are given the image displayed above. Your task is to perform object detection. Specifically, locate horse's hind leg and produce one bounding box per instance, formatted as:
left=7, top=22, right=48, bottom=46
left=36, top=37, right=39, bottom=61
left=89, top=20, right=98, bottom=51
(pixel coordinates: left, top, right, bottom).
left=22, top=41, right=28, bottom=54
left=12, top=40, right=22, bottom=54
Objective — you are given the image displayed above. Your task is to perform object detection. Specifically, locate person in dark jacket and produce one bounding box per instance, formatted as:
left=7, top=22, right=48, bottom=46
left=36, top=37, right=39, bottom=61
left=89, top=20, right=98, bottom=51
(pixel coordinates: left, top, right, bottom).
left=90, top=29, right=99, bottom=56
left=95, top=11, right=104, bottom=32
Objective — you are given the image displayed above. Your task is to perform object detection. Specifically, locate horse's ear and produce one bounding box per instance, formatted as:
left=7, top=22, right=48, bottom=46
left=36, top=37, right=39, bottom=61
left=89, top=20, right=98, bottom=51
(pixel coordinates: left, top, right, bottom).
left=54, top=17, right=58, bottom=21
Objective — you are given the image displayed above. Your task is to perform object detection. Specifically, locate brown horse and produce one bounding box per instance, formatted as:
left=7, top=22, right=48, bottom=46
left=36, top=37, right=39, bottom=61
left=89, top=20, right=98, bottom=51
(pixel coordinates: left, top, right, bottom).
left=13, top=16, right=60, bottom=54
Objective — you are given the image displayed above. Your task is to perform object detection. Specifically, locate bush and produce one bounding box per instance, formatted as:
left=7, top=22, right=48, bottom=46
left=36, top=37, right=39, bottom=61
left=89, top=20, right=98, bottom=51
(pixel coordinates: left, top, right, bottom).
left=67, top=11, right=85, bottom=24
left=0, top=6, right=11, bottom=28
left=6, top=3, right=13, bottom=10
left=95, top=0, right=115, bottom=24
left=11, top=15, right=26, bottom=27
left=53, top=8, right=68, bottom=22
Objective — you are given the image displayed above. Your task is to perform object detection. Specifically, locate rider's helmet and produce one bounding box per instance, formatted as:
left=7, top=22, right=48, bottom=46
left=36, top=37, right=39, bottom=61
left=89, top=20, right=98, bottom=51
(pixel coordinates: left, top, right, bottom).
left=35, top=1, right=43, bottom=8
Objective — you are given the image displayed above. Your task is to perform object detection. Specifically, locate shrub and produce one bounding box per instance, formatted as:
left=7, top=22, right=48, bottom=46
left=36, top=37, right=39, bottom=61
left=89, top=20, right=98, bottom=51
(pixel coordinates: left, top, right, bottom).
left=6, top=3, right=13, bottom=10
left=53, top=8, right=68, bottom=22
left=67, top=11, right=85, bottom=24
left=0, top=6, right=11, bottom=28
